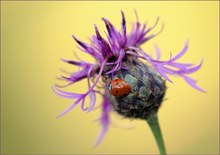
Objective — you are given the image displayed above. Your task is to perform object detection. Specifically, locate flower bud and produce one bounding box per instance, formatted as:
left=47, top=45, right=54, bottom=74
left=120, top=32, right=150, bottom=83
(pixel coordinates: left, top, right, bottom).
left=102, top=54, right=166, bottom=119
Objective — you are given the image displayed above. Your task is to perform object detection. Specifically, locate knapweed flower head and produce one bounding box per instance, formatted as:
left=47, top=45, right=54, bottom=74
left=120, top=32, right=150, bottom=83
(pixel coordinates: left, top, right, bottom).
left=53, top=11, right=204, bottom=145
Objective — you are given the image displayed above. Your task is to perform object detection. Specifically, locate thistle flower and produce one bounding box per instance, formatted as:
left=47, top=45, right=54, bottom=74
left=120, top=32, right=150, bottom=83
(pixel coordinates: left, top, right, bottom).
left=53, top=11, right=204, bottom=154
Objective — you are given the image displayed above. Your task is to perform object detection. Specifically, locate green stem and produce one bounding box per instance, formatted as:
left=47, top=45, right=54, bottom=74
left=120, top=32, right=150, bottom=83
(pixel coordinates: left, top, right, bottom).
left=146, top=113, right=166, bottom=155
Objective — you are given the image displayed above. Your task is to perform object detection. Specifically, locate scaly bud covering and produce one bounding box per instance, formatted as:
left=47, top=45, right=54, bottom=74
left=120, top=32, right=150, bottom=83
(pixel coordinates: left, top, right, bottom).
left=102, top=54, right=166, bottom=119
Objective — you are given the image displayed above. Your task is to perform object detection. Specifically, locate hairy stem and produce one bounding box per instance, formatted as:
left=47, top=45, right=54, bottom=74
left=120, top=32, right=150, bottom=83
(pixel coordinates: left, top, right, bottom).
left=146, top=113, right=166, bottom=155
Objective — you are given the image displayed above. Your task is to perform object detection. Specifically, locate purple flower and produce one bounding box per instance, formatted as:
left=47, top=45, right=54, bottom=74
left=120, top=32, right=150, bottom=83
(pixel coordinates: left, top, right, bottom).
left=53, top=11, right=204, bottom=146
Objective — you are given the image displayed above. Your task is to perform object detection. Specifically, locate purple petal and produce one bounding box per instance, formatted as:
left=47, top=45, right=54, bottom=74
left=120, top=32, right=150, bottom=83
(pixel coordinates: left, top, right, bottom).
left=102, top=17, right=123, bottom=50
left=105, top=50, right=125, bottom=74
left=88, top=91, right=96, bottom=112
left=56, top=59, right=107, bottom=118
left=170, top=42, right=188, bottom=62
left=80, top=97, right=88, bottom=111
left=72, top=35, right=89, bottom=51
left=127, top=16, right=161, bottom=46
left=102, top=18, right=112, bottom=38
left=121, top=11, right=126, bottom=46
left=87, top=66, right=94, bottom=87
left=61, top=58, right=94, bottom=67
left=68, top=70, right=88, bottom=83
left=72, top=35, right=103, bottom=61
left=169, top=62, right=194, bottom=69
left=80, top=91, right=96, bottom=112
left=154, top=45, right=161, bottom=60
left=94, top=25, right=113, bottom=58
left=80, top=60, right=109, bottom=112
left=175, top=60, right=203, bottom=74
left=139, top=22, right=164, bottom=45
left=86, top=60, right=107, bottom=93
left=56, top=96, right=83, bottom=118
left=61, top=64, right=94, bottom=85
left=128, top=22, right=141, bottom=46
left=132, top=42, right=204, bottom=92
left=182, top=75, right=206, bottom=92
left=139, top=34, right=156, bottom=45
left=144, top=17, right=160, bottom=35
left=52, top=86, right=81, bottom=99
left=154, top=66, right=173, bottom=82
left=95, top=95, right=112, bottom=146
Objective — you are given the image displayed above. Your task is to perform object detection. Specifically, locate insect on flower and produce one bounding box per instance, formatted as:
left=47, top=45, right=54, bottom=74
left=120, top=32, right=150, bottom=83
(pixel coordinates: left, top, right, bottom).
left=108, top=78, right=131, bottom=97
left=53, top=11, right=205, bottom=151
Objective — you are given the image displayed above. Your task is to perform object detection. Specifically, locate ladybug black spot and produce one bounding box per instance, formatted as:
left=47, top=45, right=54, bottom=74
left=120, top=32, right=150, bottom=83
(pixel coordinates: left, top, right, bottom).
left=116, top=91, right=118, bottom=93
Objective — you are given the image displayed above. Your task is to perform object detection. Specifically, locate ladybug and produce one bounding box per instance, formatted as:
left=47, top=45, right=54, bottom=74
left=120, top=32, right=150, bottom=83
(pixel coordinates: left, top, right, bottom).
left=108, top=78, right=131, bottom=97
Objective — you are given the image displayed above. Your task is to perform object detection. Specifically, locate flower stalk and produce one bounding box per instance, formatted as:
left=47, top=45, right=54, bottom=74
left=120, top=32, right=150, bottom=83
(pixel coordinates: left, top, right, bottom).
left=146, top=113, right=166, bottom=155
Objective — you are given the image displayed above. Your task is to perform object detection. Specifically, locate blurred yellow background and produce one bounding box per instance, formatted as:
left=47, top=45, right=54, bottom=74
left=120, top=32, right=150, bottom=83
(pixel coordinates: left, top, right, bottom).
left=1, top=1, right=219, bottom=154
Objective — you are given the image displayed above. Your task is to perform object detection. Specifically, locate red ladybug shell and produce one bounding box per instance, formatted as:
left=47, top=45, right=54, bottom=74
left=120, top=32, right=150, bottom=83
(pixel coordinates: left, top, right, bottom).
left=108, top=78, right=131, bottom=97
